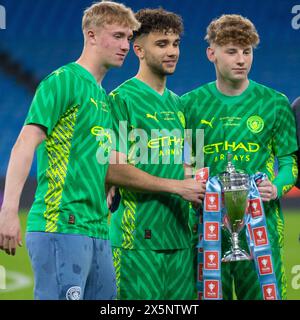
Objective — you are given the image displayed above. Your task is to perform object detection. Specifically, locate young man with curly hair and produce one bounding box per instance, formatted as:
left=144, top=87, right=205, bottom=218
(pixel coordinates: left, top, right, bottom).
left=107, top=8, right=205, bottom=300
left=182, top=14, right=298, bottom=300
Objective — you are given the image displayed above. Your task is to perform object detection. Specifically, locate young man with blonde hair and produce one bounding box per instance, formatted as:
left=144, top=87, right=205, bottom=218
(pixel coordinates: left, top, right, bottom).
left=0, top=1, right=139, bottom=300
left=182, top=14, right=298, bottom=300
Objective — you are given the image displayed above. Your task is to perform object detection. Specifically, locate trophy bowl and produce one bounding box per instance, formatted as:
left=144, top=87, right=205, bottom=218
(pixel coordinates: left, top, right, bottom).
left=219, top=167, right=251, bottom=263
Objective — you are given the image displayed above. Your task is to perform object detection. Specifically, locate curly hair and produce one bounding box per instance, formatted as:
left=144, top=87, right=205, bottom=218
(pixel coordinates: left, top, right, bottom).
left=205, top=14, right=260, bottom=48
left=133, top=8, right=184, bottom=40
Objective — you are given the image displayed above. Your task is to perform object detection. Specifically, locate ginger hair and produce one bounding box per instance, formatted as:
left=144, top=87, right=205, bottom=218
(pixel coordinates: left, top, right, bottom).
left=205, top=14, right=260, bottom=47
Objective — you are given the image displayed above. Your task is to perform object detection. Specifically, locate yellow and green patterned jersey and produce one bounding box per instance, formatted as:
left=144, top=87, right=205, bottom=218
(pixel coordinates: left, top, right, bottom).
left=25, top=63, right=112, bottom=239
left=109, top=77, right=190, bottom=250
left=182, top=80, right=298, bottom=247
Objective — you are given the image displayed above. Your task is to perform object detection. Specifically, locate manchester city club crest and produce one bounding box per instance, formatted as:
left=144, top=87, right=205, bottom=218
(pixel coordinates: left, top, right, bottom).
left=247, top=115, right=264, bottom=133
left=66, top=286, right=81, bottom=300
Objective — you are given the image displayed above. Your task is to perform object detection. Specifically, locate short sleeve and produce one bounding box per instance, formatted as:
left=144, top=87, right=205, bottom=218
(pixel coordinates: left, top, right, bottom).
left=109, top=91, right=130, bottom=154
left=273, top=94, right=298, bottom=157
left=24, top=70, right=73, bottom=135
left=292, top=97, right=300, bottom=143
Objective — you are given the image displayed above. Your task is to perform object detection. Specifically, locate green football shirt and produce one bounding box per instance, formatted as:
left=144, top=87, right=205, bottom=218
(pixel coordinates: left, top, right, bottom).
left=25, top=62, right=112, bottom=238
left=182, top=80, right=298, bottom=247
left=109, top=77, right=190, bottom=250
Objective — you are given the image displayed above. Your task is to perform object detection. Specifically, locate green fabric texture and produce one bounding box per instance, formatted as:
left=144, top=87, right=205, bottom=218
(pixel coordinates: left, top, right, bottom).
left=25, top=63, right=112, bottom=238
left=109, top=78, right=190, bottom=250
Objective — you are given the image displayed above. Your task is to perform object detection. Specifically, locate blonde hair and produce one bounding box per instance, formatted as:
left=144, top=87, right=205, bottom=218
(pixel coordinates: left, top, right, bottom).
left=205, top=14, right=260, bottom=48
left=82, top=1, right=140, bottom=31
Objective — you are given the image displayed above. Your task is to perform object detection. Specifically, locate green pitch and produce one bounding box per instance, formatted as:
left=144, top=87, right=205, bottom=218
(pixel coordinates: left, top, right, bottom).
left=0, top=210, right=299, bottom=300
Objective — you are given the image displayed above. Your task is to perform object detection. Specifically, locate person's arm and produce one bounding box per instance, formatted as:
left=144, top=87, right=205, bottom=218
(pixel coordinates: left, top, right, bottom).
left=0, top=125, right=46, bottom=255
left=296, top=150, right=300, bottom=189
left=272, top=154, right=298, bottom=198
left=0, top=69, right=73, bottom=256
left=106, top=151, right=205, bottom=204
left=258, top=94, right=299, bottom=201
left=292, top=97, right=300, bottom=189
left=258, top=155, right=298, bottom=201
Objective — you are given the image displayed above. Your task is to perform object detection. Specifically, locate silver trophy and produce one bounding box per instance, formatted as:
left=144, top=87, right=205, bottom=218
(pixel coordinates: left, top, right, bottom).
left=219, top=154, right=251, bottom=262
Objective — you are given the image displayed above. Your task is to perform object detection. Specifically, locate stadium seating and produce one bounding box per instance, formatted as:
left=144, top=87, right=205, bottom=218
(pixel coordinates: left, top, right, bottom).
left=0, top=73, right=36, bottom=175
left=0, top=0, right=299, bottom=177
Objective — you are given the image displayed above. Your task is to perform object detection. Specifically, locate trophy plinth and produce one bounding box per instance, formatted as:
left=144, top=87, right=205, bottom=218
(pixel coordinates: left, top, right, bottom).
left=219, top=154, right=251, bottom=263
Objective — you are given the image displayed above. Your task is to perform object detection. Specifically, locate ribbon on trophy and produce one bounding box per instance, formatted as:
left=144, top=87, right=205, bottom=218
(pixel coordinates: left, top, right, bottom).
left=244, top=172, right=280, bottom=300
left=196, top=170, right=280, bottom=300
left=198, top=175, right=223, bottom=300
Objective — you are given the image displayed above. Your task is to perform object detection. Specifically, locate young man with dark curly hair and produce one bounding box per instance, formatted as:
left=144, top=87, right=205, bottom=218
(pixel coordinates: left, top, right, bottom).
left=106, top=8, right=205, bottom=300
left=182, top=14, right=298, bottom=300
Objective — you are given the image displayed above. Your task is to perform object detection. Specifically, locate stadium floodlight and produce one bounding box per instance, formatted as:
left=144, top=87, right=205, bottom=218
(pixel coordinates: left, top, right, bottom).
left=0, top=5, right=5, bottom=30
left=0, top=265, right=6, bottom=290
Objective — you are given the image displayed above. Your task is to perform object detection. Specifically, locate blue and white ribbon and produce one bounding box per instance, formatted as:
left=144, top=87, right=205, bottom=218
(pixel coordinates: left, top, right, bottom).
left=197, top=176, right=223, bottom=300
left=197, top=173, right=280, bottom=300
left=244, top=173, right=280, bottom=300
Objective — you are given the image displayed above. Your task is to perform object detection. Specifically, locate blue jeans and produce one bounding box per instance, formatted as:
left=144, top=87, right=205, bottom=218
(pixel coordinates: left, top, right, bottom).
left=26, top=232, right=116, bottom=300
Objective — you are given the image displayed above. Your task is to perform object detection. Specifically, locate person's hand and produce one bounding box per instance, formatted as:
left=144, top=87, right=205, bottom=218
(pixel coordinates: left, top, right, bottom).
left=106, top=186, right=116, bottom=209
left=256, top=178, right=277, bottom=202
left=177, top=179, right=206, bottom=204
left=0, top=208, right=22, bottom=256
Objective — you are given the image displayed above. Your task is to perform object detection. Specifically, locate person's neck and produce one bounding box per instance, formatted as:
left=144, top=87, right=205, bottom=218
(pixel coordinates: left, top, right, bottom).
left=76, top=52, right=108, bottom=84
left=216, top=77, right=249, bottom=96
left=135, top=67, right=166, bottom=95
